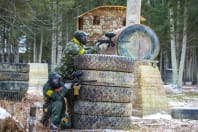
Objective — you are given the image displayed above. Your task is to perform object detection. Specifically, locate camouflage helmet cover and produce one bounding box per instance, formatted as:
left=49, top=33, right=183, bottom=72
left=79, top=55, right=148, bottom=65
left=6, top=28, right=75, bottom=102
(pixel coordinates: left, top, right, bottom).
left=48, top=72, right=61, bottom=88
left=73, top=31, right=88, bottom=45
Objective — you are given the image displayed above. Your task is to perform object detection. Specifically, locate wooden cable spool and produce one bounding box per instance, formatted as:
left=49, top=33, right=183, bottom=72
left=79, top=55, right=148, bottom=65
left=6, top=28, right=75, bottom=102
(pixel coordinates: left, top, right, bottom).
left=112, top=24, right=160, bottom=60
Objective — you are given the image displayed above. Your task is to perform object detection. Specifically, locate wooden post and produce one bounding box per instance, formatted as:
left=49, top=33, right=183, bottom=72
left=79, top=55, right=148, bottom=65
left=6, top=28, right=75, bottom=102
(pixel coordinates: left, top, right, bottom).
left=126, top=0, right=142, bottom=26
left=29, top=106, right=36, bottom=132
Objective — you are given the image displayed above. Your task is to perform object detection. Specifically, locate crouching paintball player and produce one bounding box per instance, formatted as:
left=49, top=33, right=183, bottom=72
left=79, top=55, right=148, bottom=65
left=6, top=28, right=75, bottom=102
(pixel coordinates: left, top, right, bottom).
left=40, top=72, right=73, bottom=131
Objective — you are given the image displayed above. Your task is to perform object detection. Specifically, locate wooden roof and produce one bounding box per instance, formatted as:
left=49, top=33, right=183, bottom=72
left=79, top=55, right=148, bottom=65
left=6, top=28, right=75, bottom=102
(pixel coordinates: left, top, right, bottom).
left=77, top=5, right=146, bottom=21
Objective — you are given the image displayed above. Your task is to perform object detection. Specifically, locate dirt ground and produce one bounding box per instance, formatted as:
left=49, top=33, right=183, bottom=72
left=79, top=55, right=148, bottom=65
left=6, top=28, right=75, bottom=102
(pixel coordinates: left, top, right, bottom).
left=0, top=85, right=198, bottom=132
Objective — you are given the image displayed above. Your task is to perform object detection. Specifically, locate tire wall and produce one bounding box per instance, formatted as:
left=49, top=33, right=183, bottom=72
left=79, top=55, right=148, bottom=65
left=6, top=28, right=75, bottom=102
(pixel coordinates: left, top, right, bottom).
left=73, top=54, right=134, bottom=130
left=0, top=63, right=29, bottom=101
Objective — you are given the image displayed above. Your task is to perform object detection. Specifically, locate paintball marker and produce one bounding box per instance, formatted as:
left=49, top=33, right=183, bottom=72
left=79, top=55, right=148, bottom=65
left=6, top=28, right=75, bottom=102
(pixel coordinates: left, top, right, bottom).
left=65, top=71, right=97, bottom=95
left=96, top=32, right=116, bottom=47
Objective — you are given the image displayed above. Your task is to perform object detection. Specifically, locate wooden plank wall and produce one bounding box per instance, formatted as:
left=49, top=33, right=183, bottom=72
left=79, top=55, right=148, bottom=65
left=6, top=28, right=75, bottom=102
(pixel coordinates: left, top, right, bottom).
left=28, top=63, right=48, bottom=87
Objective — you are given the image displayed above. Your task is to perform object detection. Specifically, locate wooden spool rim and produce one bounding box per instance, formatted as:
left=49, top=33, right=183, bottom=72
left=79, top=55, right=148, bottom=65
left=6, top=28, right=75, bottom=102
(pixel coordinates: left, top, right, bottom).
left=117, top=24, right=160, bottom=60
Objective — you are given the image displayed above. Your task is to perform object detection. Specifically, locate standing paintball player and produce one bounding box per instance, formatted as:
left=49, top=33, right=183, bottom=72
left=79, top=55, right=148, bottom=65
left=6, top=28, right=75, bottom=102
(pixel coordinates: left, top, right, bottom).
left=55, top=30, right=109, bottom=121
left=56, top=30, right=109, bottom=80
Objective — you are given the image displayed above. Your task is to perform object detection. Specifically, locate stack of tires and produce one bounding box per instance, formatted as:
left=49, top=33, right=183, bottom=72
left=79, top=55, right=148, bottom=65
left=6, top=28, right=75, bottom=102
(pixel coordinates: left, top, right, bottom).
left=73, top=54, right=135, bottom=130
left=0, top=63, right=29, bottom=101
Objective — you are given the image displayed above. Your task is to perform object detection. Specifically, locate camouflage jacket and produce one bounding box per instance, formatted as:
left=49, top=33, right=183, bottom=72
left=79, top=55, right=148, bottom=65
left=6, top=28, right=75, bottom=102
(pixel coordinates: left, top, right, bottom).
left=56, top=40, right=98, bottom=80
left=43, top=81, right=68, bottom=103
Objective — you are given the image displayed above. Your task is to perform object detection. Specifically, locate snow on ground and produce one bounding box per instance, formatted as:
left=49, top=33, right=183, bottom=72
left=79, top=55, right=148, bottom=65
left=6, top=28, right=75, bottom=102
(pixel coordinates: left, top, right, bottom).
left=143, top=113, right=172, bottom=120
left=0, top=107, right=11, bottom=119
left=130, top=113, right=172, bottom=120
left=164, top=84, right=198, bottom=107
left=164, top=84, right=183, bottom=94
left=169, top=100, right=187, bottom=107
left=27, top=86, right=43, bottom=96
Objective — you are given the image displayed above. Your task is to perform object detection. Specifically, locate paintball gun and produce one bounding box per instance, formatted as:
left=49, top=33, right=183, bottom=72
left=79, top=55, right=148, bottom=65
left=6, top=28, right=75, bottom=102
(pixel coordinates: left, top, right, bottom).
left=65, top=71, right=97, bottom=95
left=96, top=32, right=116, bottom=47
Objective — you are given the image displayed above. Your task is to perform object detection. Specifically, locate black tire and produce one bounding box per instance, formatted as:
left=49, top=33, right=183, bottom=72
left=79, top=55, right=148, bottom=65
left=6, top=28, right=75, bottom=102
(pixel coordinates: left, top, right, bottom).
left=117, top=24, right=160, bottom=60
left=73, top=114, right=133, bottom=129
left=0, top=90, right=26, bottom=101
left=74, top=54, right=135, bottom=72
left=0, top=63, right=29, bottom=101
left=0, top=81, right=28, bottom=91
left=74, top=101, right=132, bottom=117
left=79, top=70, right=133, bottom=88
left=0, top=63, right=29, bottom=73
left=171, top=108, right=198, bottom=120
left=77, top=85, right=132, bottom=103
left=0, top=72, right=29, bottom=81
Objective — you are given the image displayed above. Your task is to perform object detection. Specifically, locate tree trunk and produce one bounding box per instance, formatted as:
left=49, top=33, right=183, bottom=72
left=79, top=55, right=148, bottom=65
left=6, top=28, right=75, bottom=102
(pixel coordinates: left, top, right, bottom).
left=197, top=72, right=198, bottom=89
left=147, top=0, right=150, bottom=5
left=51, top=1, right=57, bottom=71
left=3, top=24, right=9, bottom=63
left=126, top=0, right=142, bottom=26
left=57, top=15, right=63, bottom=64
left=0, top=29, right=3, bottom=62
left=51, top=21, right=57, bottom=71
left=38, top=31, right=43, bottom=63
left=13, top=39, right=19, bottom=63
left=33, top=33, right=37, bottom=63
left=160, top=51, right=163, bottom=75
left=178, top=1, right=188, bottom=87
left=176, top=0, right=181, bottom=66
left=169, top=7, right=178, bottom=85
left=192, top=49, right=197, bottom=82
left=65, top=19, right=69, bottom=43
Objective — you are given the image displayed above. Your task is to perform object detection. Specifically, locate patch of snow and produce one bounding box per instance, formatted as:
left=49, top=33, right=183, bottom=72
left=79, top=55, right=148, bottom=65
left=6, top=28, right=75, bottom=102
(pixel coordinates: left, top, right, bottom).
left=172, top=107, right=198, bottom=109
left=143, top=113, right=172, bottom=120
left=169, top=100, right=187, bottom=107
left=0, top=107, right=11, bottom=119
left=131, top=116, right=141, bottom=119
left=27, top=87, right=43, bottom=96
left=33, top=101, right=43, bottom=108
left=164, top=84, right=182, bottom=93
left=104, top=129, right=130, bottom=132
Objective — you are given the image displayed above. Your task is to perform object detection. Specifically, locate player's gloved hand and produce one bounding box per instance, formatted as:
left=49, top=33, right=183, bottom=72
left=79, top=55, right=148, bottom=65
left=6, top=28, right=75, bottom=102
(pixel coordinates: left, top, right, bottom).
left=64, top=83, right=73, bottom=90
left=95, top=42, right=109, bottom=51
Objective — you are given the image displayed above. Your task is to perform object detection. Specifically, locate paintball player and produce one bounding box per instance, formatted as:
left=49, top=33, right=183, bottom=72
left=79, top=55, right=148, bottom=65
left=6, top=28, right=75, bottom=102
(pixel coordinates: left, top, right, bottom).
left=56, top=30, right=109, bottom=80
left=41, top=72, right=73, bottom=131
left=54, top=30, right=114, bottom=127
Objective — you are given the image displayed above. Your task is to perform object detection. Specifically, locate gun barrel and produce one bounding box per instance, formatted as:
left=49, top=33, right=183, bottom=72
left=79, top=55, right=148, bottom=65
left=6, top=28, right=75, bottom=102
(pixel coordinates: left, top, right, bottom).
left=65, top=80, right=78, bottom=83
left=81, top=80, right=97, bottom=82
left=97, top=40, right=112, bottom=44
left=65, top=80, right=97, bottom=83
